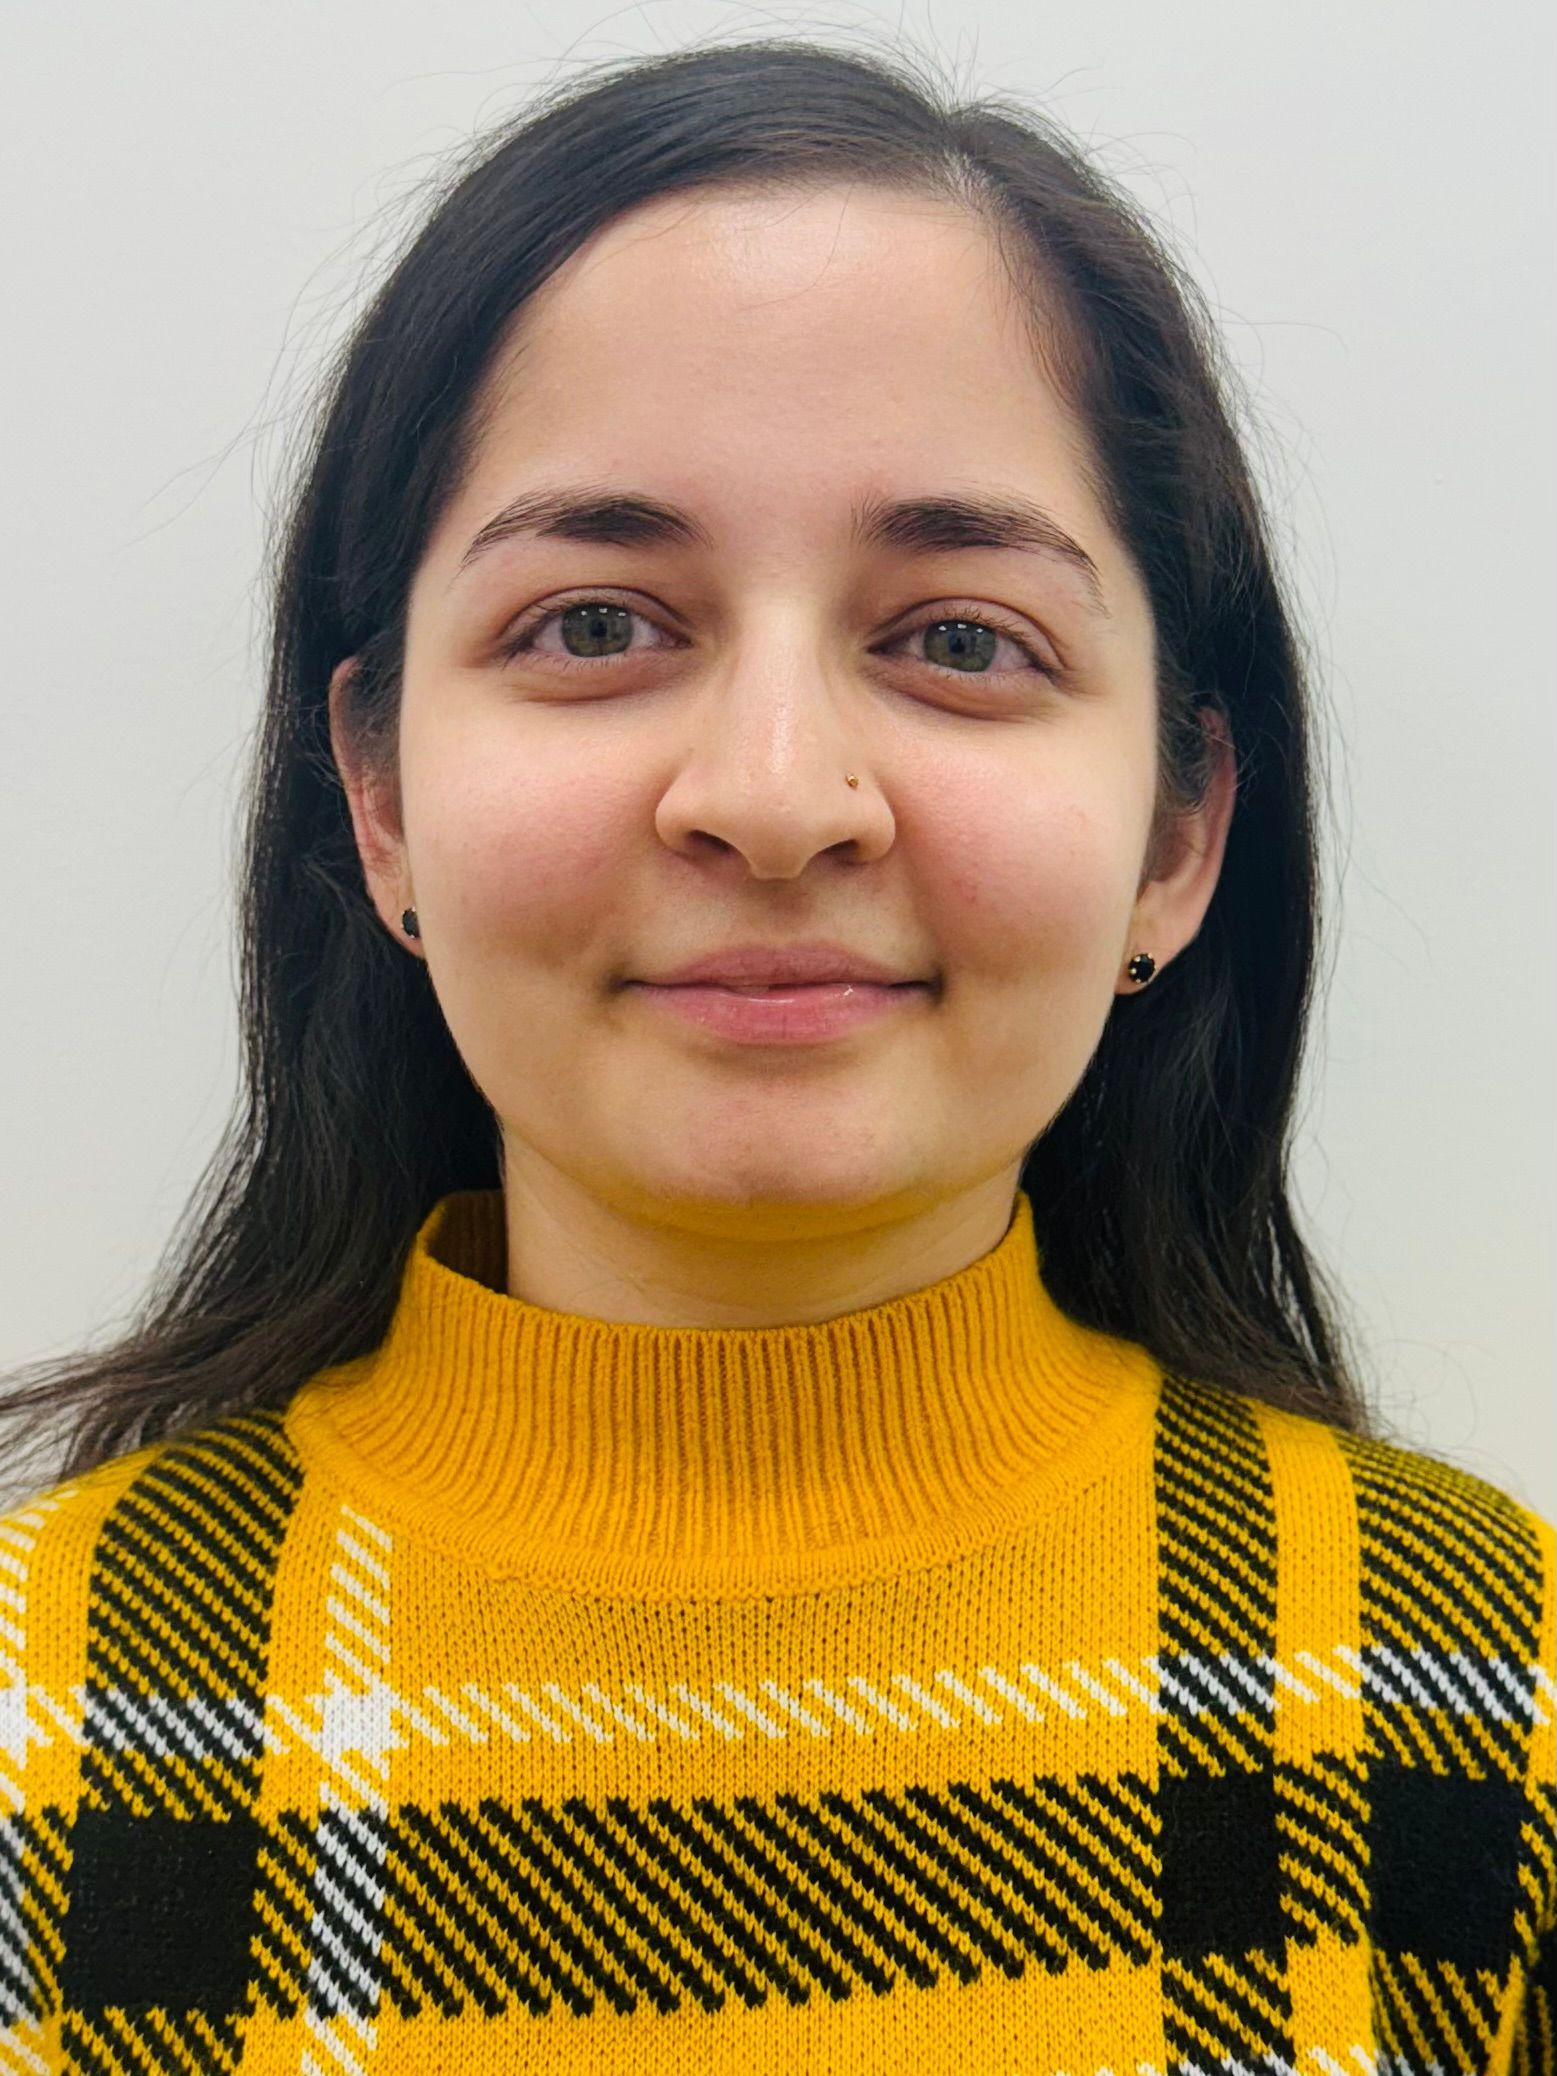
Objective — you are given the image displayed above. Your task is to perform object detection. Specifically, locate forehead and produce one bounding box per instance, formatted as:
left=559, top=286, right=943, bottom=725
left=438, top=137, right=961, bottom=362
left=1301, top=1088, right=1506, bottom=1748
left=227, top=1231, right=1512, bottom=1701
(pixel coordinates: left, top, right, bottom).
left=462, top=184, right=1094, bottom=495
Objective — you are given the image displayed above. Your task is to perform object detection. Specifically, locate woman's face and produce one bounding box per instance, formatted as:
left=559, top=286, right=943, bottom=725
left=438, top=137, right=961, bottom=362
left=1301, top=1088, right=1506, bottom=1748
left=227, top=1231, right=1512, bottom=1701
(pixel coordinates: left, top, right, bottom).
left=333, top=183, right=1232, bottom=1285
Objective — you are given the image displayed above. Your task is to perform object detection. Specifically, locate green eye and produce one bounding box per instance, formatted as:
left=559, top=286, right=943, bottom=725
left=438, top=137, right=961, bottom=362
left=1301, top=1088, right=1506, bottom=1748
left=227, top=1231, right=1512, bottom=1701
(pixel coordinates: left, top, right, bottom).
left=501, top=596, right=1056, bottom=682
left=919, top=618, right=1001, bottom=673
left=554, top=600, right=634, bottom=659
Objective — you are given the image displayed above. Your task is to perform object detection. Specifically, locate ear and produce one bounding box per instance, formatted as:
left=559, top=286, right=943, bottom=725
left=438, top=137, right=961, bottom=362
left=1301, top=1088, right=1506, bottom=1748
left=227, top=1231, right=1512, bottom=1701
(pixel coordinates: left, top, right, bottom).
left=327, top=656, right=418, bottom=946
left=1121, top=706, right=1237, bottom=987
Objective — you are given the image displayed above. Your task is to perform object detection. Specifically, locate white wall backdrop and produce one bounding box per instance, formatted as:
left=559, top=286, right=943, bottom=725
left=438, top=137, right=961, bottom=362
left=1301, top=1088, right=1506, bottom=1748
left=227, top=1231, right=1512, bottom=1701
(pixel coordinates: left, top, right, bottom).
left=2, top=0, right=1552, bottom=1517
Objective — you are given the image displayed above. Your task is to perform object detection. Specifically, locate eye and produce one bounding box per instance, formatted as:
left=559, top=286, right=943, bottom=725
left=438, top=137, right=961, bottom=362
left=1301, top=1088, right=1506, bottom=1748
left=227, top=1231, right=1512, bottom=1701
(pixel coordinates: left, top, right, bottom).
left=498, top=594, right=1059, bottom=681
left=499, top=597, right=663, bottom=669
left=887, top=609, right=1057, bottom=680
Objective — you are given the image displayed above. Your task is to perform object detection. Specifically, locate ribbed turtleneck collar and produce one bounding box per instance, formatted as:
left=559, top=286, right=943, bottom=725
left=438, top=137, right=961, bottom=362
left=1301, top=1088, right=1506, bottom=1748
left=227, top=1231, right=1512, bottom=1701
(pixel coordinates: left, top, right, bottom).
left=285, top=1188, right=1156, bottom=1596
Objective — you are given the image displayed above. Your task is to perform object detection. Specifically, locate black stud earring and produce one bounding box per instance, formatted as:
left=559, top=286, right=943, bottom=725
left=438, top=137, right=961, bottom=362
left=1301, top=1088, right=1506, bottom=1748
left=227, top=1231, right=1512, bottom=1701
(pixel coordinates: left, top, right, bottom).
left=402, top=908, right=420, bottom=939
left=1126, top=951, right=1157, bottom=986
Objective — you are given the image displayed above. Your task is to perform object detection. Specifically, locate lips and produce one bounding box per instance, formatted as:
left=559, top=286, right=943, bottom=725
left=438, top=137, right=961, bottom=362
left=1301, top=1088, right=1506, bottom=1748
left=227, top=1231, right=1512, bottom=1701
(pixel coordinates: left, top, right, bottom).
left=638, top=942, right=922, bottom=989
left=673, top=981, right=901, bottom=995
left=629, top=977, right=928, bottom=1044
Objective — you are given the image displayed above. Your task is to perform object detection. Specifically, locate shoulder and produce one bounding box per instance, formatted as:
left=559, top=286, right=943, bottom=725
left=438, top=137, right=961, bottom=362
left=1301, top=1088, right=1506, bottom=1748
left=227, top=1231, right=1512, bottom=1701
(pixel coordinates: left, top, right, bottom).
left=1271, top=1388, right=1553, bottom=1611
left=1328, top=1417, right=1557, bottom=1719
left=1333, top=1411, right=1556, bottom=1551
left=3, top=1403, right=305, bottom=1534
left=1156, top=1371, right=1556, bottom=1656
left=2, top=1439, right=167, bottom=1604
left=1, top=1408, right=307, bottom=1671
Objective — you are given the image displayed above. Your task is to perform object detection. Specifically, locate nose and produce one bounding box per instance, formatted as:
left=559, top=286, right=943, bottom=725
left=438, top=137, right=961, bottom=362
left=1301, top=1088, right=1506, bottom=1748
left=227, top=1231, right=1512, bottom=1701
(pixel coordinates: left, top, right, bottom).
left=652, top=651, right=896, bottom=879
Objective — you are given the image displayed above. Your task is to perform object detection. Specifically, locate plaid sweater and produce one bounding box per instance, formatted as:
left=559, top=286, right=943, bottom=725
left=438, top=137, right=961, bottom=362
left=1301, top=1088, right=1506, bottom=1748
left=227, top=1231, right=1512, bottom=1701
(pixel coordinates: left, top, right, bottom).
left=1, top=1188, right=1552, bottom=2073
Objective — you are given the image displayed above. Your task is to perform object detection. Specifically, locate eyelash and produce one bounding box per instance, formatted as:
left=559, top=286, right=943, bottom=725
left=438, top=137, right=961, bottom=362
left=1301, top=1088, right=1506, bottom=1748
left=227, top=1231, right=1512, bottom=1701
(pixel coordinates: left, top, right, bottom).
left=497, top=593, right=1059, bottom=682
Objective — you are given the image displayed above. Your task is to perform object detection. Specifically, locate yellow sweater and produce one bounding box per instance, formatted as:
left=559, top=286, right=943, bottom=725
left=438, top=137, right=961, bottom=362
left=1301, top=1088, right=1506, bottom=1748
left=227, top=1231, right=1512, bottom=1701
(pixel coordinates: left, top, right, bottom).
left=2, top=1188, right=1552, bottom=2075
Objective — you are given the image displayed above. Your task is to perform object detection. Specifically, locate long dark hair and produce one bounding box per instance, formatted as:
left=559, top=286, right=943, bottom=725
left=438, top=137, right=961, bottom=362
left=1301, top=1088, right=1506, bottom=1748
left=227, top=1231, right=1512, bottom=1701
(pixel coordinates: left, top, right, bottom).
left=1, top=35, right=1377, bottom=1492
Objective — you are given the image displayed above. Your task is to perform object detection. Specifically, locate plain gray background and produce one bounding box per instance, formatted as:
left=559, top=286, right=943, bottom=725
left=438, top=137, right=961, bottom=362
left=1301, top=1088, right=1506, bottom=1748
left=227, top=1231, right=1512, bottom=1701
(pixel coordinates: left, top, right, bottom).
left=2, top=0, right=1553, bottom=1519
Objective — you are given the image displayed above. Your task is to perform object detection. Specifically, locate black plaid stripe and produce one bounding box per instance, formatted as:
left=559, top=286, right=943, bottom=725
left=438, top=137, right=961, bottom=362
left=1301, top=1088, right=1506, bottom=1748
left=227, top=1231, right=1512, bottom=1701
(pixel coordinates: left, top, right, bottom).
left=886, top=1771, right=1157, bottom=1966
left=60, top=2003, right=243, bottom=2072
left=77, top=1411, right=304, bottom=1823
left=1160, top=1946, right=1292, bottom=2066
left=57, top=1411, right=303, bottom=2017
left=1368, top=1760, right=1532, bottom=1970
left=1338, top=1431, right=1544, bottom=1786
left=304, top=1802, right=392, bottom=2016
left=0, top=1806, right=69, bottom=2024
left=47, top=1772, right=1165, bottom=2025
left=34, top=1766, right=1554, bottom=2052
left=1520, top=1781, right=1557, bottom=1990
left=358, top=1772, right=1162, bottom=2018
left=247, top=1808, right=319, bottom=2015
left=61, top=1804, right=267, bottom=2009
left=1152, top=1375, right=1280, bottom=1778
left=1337, top=1431, right=1551, bottom=2065
left=1370, top=1945, right=1506, bottom=2070
left=1361, top=1757, right=1537, bottom=2062
left=1274, top=1749, right=1370, bottom=1948
left=0, top=1812, right=28, bottom=2017
left=1517, top=1898, right=1555, bottom=2072
left=1157, top=1764, right=1296, bottom=2064
left=1151, top=1375, right=1295, bottom=2068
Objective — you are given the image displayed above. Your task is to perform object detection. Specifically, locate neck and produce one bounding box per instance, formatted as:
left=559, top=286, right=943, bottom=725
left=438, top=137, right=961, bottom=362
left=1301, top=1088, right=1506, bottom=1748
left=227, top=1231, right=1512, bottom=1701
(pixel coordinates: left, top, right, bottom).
left=285, top=1186, right=1158, bottom=1595
left=496, top=1159, right=1030, bottom=1327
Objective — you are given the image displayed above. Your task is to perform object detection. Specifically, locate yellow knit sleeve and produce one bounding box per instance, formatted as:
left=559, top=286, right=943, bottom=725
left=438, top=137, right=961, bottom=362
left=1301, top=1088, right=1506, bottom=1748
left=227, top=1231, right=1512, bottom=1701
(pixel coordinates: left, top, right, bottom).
left=1506, top=1503, right=1557, bottom=2073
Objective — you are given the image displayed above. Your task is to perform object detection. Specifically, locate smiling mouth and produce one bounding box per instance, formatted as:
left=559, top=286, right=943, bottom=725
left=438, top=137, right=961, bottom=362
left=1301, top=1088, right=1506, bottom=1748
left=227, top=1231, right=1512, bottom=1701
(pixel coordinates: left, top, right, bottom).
left=677, top=981, right=916, bottom=994
left=625, top=977, right=931, bottom=1044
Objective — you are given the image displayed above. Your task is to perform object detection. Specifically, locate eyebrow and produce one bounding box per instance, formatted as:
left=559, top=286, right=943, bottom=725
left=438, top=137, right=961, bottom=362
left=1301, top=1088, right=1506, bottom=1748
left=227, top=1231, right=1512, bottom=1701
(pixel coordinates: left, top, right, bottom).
left=454, top=484, right=1111, bottom=617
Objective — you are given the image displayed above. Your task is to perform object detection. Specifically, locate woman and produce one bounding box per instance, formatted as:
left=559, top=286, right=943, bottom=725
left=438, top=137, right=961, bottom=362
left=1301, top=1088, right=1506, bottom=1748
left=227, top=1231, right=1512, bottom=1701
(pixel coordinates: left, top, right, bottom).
left=1, top=37, right=1550, bottom=2075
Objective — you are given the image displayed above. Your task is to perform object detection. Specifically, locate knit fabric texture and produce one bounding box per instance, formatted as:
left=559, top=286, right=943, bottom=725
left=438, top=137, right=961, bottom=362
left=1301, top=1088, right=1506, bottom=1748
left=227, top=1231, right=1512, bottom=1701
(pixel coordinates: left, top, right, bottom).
left=1, top=1186, right=1552, bottom=2073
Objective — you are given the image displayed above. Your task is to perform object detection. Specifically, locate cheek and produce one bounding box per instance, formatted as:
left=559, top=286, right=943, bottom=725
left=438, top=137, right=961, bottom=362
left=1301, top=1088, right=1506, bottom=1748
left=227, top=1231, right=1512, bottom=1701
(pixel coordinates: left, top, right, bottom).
left=406, top=707, right=1140, bottom=993
left=919, top=774, right=1130, bottom=978
left=412, top=750, right=635, bottom=971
